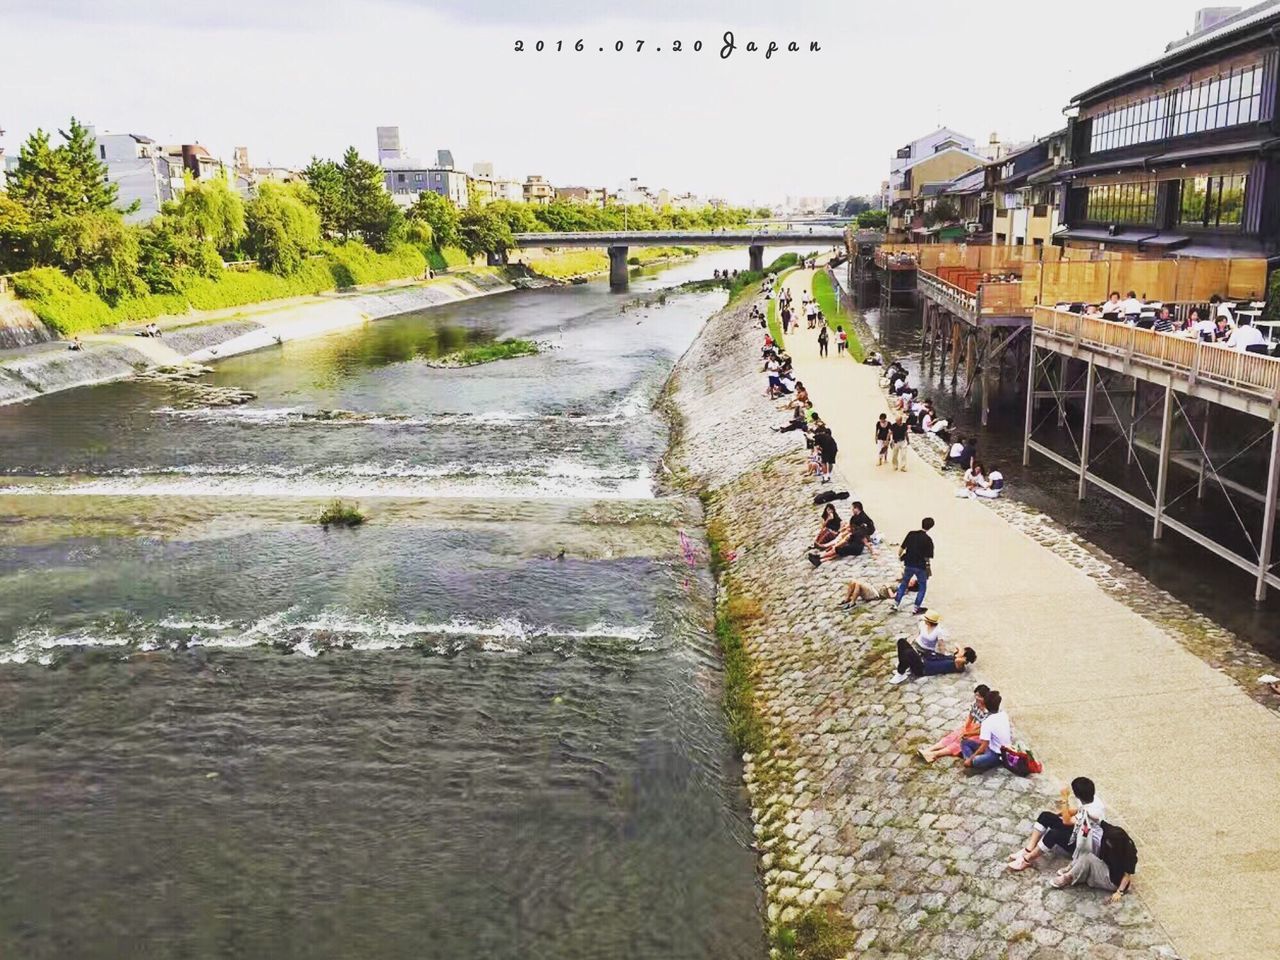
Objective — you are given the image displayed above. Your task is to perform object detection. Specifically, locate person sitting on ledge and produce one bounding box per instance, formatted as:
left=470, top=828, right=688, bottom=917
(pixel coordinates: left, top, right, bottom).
left=808, top=520, right=875, bottom=567
left=67, top=336, right=83, bottom=351
left=814, top=504, right=842, bottom=548
left=889, top=637, right=976, bottom=684
left=957, top=461, right=991, bottom=499
left=777, top=404, right=812, bottom=434
left=960, top=690, right=1011, bottom=771
left=840, top=573, right=918, bottom=609
left=976, top=467, right=1004, bottom=499
left=914, top=610, right=949, bottom=655
left=863, top=350, right=884, bottom=366
left=1008, top=776, right=1105, bottom=872
left=918, top=685, right=990, bottom=762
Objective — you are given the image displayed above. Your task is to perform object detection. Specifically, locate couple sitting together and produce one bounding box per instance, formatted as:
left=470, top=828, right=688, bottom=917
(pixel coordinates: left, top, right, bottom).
left=888, top=611, right=977, bottom=685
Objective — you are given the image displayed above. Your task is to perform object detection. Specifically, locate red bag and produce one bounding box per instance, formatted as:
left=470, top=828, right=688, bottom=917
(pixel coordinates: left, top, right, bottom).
left=1000, top=747, right=1043, bottom=776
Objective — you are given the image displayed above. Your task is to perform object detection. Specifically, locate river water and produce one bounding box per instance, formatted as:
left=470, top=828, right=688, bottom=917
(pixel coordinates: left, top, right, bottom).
left=846, top=278, right=1280, bottom=660
left=0, top=250, right=803, bottom=960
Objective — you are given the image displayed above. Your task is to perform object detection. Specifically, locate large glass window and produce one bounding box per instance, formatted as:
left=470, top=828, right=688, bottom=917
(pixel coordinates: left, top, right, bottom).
left=1177, top=173, right=1248, bottom=228
left=1090, top=61, right=1265, bottom=153
left=1085, top=180, right=1157, bottom=224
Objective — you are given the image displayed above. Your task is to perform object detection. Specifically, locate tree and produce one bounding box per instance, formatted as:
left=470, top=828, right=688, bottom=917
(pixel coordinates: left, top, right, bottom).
left=58, top=117, right=124, bottom=214
left=301, top=157, right=346, bottom=240
left=826, top=202, right=842, bottom=214
left=855, top=209, right=888, bottom=229
left=337, top=146, right=403, bottom=250
left=137, top=215, right=223, bottom=293
left=923, top=198, right=960, bottom=228
left=407, top=191, right=460, bottom=249
left=245, top=183, right=322, bottom=275
left=163, top=175, right=245, bottom=255
left=0, top=194, right=35, bottom=272
left=5, top=119, right=124, bottom=224
left=457, top=205, right=514, bottom=261
left=486, top=199, right=540, bottom=234
left=754, top=206, right=773, bottom=218
left=42, top=211, right=147, bottom=305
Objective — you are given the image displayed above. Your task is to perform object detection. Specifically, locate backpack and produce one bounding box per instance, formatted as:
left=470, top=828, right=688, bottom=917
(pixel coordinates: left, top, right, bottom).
left=812, top=490, right=850, bottom=505
left=999, top=746, right=1042, bottom=777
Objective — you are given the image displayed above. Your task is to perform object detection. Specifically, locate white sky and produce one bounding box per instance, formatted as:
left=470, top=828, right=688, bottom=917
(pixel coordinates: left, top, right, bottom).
left=0, top=0, right=1213, bottom=206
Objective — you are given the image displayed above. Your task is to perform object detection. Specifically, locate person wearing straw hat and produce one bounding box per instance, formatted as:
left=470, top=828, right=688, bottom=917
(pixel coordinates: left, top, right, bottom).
left=915, top=610, right=950, bottom=656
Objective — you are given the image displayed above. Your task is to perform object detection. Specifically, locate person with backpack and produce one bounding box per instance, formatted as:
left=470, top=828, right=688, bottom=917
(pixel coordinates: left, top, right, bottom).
left=812, top=424, right=838, bottom=484
left=1050, top=821, right=1138, bottom=903
left=817, top=324, right=829, bottom=357
left=1007, top=777, right=1105, bottom=872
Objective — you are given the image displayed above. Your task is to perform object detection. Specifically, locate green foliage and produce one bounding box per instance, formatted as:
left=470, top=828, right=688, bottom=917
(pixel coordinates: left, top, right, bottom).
left=0, top=193, right=35, bottom=272
left=324, top=241, right=425, bottom=287
left=300, top=157, right=345, bottom=239
left=161, top=175, right=245, bottom=255
left=856, top=209, right=888, bottom=229
left=771, top=907, right=860, bottom=960
left=767, top=252, right=800, bottom=273
left=13, top=267, right=113, bottom=334
left=754, top=206, right=773, bottom=218
left=4, top=118, right=122, bottom=224
left=136, top=214, right=223, bottom=294
left=525, top=199, right=752, bottom=233
left=317, top=499, right=366, bottom=528
left=705, top=515, right=767, bottom=756
left=526, top=249, right=607, bottom=279
left=41, top=211, right=148, bottom=305
left=434, top=338, right=539, bottom=366
left=302, top=148, right=404, bottom=251
left=457, top=205, right=514, bottom=260
left=407, top=191, right=460, bottom=250
left=244, top=182, right=322, bottom=275
left=485, top=199, right=540, bottom=234
left=923, top=197, right=960, bottom=228
left=1267, top=270, right=1280, bottom=321
left=440, top=245, right=471, bottom=269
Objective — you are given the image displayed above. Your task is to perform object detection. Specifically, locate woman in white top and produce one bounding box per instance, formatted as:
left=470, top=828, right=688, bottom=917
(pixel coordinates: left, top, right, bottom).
left=1008, top=776, right=1105, bottom=871
left=961, top=690, right=1011, bottom=771
left=957, top=461, right=990, bottom=499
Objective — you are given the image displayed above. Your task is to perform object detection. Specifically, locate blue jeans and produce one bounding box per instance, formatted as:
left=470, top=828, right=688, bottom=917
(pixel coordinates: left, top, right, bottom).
left=894, top=565, right=928, bottom=607
left=961, top=738, right=1001, bottom=771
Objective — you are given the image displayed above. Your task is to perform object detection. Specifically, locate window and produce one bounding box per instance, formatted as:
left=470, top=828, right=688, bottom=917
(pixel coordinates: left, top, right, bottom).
left=1084, top=179, right=1156, bottom=225
left=414, top=173, right=424, bottom=182
left=1089, top=61, right=1265, bottom=153
left=99, top=146, right=106, bottom=160
left=397, top=173, right=406, bottom=183
left=1177, top=172, right=1247, bottom=229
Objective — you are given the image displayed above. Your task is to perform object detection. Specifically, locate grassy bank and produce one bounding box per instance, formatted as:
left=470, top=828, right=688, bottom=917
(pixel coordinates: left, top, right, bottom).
left=812, top=269, right=864, bottom=362
left=15, top=243, right=430, bottom=336
left=431, top=338, right=539, bottom=367
left=627, top=245, right=699, bottom=266
left=524, top=249, right=609, bottom=280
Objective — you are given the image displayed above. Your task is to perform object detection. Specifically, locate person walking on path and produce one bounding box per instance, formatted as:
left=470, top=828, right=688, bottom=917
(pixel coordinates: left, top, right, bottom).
left=894, top=517, right=934, bottom=614
left=812, top=423, right=838, bottom=484
left=817, top=325, right=829, bottom=357
left=875, top=413, right=891, bottom=465
left=889, top=414, right=910, bottom=472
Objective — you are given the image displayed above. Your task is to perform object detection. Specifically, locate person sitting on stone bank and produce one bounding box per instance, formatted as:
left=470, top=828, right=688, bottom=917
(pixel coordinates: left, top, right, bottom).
left=808, top=520, right=875, bottom=567
left=814, top=504, right=842, bottom=548
left=918, top=685, right=990, bottom=762
left=959, top=690, right=1012, bottom=772
left=1007, top=776, right=1105, bottom=873
left=840, top=573, right=919, bottom=609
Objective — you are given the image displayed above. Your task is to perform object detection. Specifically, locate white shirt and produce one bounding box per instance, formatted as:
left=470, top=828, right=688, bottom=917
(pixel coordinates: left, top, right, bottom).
left=1120, top=297, right=1143, bottom=316
left=916, top=623, right=948, bottom=653
left=979, top=711, right=1013, bottom=753
left=1216, top=302, right=1235, bottom=322
left=1101, top=299, right=1122, bottom=317
left=1193, top=318, right=1216, bottom=338
left=949, top=441, right=965, bottom=459
left=1072, top=798, right=1106, bottom=855
left=1228, top=324, right=1266, bottom=351
left=988, top=470, right=1004, bottom=489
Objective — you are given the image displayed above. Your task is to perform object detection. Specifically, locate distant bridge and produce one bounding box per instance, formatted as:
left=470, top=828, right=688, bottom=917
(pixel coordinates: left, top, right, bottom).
left=510, top=228, right=847, bottom=287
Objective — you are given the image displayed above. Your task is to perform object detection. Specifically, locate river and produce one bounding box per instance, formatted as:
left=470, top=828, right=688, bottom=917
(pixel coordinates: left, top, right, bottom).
left=0, top=249, right=809, bottom=960
left=846, top=277, right=1280, bottom=661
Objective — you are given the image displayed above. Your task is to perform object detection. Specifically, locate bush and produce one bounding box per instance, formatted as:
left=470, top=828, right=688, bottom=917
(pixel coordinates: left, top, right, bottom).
left=439, top=245, right=472, bottom=269
left=12, top=267, right=113, bottom=334
left=325, top=241, right=425, bottom=287
left=317, top=499, right=365, bottom=528
left=767, top=252, right=800, bottom=273
left=527, top=250, right=608, bottom=280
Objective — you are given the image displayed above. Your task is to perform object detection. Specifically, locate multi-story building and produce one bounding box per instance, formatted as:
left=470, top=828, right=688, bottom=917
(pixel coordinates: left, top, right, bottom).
left=94, top=132, right=169, bottom=222
left=523, top=175, right=555, bottom=205
left=376, top=127, right=402, bottom=165
left=383, top=158, right=469, bottom=207
left=886, top=137, right=988, bottom=239
left=555, top=185, right=608, bottom=205
left=471, top=171, right=525, bottom=205
left=988, top=129, right=1068, bottom=249
left=1055, top=3, right=1280, bottom=259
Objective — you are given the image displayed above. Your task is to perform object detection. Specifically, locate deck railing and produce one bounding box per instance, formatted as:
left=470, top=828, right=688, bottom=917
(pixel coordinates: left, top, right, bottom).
left=1032, top=306, right=1280, bottom=399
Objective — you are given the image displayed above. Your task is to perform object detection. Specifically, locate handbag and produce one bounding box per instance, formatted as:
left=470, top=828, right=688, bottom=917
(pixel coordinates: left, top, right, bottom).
left=999, top=746, right=1042, bottom=777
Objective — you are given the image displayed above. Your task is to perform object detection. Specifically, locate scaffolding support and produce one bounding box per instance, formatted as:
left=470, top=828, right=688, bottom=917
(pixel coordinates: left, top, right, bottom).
left=1078, top=358, right=1096, bottom=501
left=1257, top=422, right=1280, bottom=602
left=1023, top=341, right=1036, bottom=467
left=1152, top=382, right=1175, bottom=541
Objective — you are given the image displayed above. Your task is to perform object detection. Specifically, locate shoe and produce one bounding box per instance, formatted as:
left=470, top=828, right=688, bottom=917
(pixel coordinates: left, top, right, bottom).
left=912, top=606, right=927, bottom=616
left=1049, top=872, right=1072, bottom=889
left=808, top=553, right=822, bottom=568
left=888, top=671, right=910, bottom=685
left=1007, top=852, right=1030, bottom=872
left=838, top=601, right=853, bottom=610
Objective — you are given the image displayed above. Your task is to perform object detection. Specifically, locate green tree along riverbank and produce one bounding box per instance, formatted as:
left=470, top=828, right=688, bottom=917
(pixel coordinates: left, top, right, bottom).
left=0, top=116, right=756, bottom=337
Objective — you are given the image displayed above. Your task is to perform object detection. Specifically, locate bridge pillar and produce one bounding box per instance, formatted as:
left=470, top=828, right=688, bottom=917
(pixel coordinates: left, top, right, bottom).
left=608, top=246, right=629, bottom=290
left=749, top=245, right=764, bottom=273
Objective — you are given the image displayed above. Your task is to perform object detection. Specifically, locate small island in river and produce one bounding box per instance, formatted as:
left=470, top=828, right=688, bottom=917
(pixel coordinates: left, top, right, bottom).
left=425, top=338, right=541, bottom=368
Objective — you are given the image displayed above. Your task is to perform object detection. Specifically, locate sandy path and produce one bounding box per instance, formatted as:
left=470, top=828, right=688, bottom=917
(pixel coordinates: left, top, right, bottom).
left=778, top=267, right=1280, bottom=960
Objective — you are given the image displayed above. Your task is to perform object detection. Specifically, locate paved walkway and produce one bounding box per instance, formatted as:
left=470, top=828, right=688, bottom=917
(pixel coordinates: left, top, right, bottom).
left=779, top=268, right=1280, bottom=960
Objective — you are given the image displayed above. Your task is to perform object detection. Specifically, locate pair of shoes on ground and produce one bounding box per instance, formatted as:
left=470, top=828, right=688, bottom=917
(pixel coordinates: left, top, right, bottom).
left=888, top=670, right=911, bottom=685
left=808, top=553, right=823, bottom=568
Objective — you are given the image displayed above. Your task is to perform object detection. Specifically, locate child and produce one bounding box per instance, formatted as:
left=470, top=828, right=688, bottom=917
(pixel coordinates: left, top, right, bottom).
left=836, top=327, right=848, bottom=355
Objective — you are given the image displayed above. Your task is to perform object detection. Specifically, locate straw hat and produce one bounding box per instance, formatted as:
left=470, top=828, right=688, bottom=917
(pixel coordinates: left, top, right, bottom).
left=923, top=611, right=941, bottom=625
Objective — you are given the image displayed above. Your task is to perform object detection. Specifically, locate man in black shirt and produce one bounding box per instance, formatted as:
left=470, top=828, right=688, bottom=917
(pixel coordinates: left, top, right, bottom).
left=849, top=501, right=875, bottom=539
left=894, top=517, right=935, bottom=614
left=874, top=413, right=890, bottom=466
left=813, top=426, right=838, bottom=484
left=889, top=414, right=910, bottom=472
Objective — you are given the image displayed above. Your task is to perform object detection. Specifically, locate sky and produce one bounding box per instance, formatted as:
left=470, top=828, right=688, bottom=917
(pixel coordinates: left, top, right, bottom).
left=0, top=0, right=1217, bottom=206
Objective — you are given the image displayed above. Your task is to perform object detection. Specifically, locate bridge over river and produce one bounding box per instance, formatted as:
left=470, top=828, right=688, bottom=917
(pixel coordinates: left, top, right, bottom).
left=510, top=229, right=846, bottom=287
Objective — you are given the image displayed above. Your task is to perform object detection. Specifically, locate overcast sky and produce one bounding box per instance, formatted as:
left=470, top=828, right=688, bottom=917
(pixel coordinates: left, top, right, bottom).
left=0, top=0, right=1213, bottom=205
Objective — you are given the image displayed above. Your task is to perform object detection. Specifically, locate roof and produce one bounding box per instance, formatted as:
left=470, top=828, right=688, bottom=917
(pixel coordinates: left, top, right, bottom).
left=947, top=169, right=987, bottom=194
left=1071, top=1, right=1280, bottom=105
left=1054, top=137, right=1279, bottom=180
left=900, top=144, right=989, bottom=174
left=381, top=157, right=467, bottom=174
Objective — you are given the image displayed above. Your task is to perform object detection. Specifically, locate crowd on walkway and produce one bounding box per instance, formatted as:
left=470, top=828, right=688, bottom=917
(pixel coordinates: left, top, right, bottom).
left=755, top=270, right=1141, bottom=905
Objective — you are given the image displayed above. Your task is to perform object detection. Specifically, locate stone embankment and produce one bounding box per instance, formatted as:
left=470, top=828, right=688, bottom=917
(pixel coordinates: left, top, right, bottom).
left=666, top=295, right=1179, bottom=960
left=0, top=270, right=515, bottom=406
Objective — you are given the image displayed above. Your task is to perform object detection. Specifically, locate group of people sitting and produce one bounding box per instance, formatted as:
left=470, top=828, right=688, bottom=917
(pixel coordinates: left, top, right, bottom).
left=761, top=337, right=797, bottom=399
left=711, top=268, right=741, bottom=281
left=134, top=322, right=163, bottom=338
left=1076, top=292, right=1271, bottom=353
left=808, top=500, right=876, bottom=565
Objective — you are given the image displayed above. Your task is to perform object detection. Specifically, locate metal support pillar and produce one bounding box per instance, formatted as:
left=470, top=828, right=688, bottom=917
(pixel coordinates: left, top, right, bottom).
left=748, top=245, right=764, bottom=272
left=1023, top=341, right=1037, bottom=467
left=1056, top=354, right=1070, bottom=426
left=1197, top=403, right=1210, bottom=500
left=1078, top=358, right=1096, bottom=501
left=1127, top=379, right=1139, bottom=465
left=939, top=315, right=948, bottom=381
left=1152, top=382, right=1175, bottom=540
left=1256, top=421, right=1280, bottom=601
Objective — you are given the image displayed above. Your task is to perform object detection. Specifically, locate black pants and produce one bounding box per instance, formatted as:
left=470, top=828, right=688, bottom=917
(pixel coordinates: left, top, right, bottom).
left=819, top=340, right=828, bottom=356
left=1035, top=812, right=1075, bottom=854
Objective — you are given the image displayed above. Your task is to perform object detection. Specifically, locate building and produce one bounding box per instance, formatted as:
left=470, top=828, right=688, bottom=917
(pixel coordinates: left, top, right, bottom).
left=376, top=127, right=402, bottom=164
left=471, top=163, right=524, bottom=205
left=1055, top=2, right=1280, bottom=259
left=555, top=185, right=608, bottom=205
left=93, top=132, right=169, bottom=222
left=383, top=158, right=469, bottom=207
left=523, top=175, right=555, bottom=205
left=231, top=146, right=299, bottom=197
left=918, top=167, right=988, bottom=242
left=886, top=139, right=988, bottom=239
left=988, top=129, right=1068, bottom=249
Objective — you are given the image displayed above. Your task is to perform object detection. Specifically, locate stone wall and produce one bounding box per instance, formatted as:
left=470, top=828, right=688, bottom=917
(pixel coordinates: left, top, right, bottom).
left=666, top=297, right=1179, bottom=960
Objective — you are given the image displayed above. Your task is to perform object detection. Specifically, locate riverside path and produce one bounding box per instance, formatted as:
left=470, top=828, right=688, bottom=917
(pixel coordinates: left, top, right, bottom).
left=778, top=267, right=1280, bottom=960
